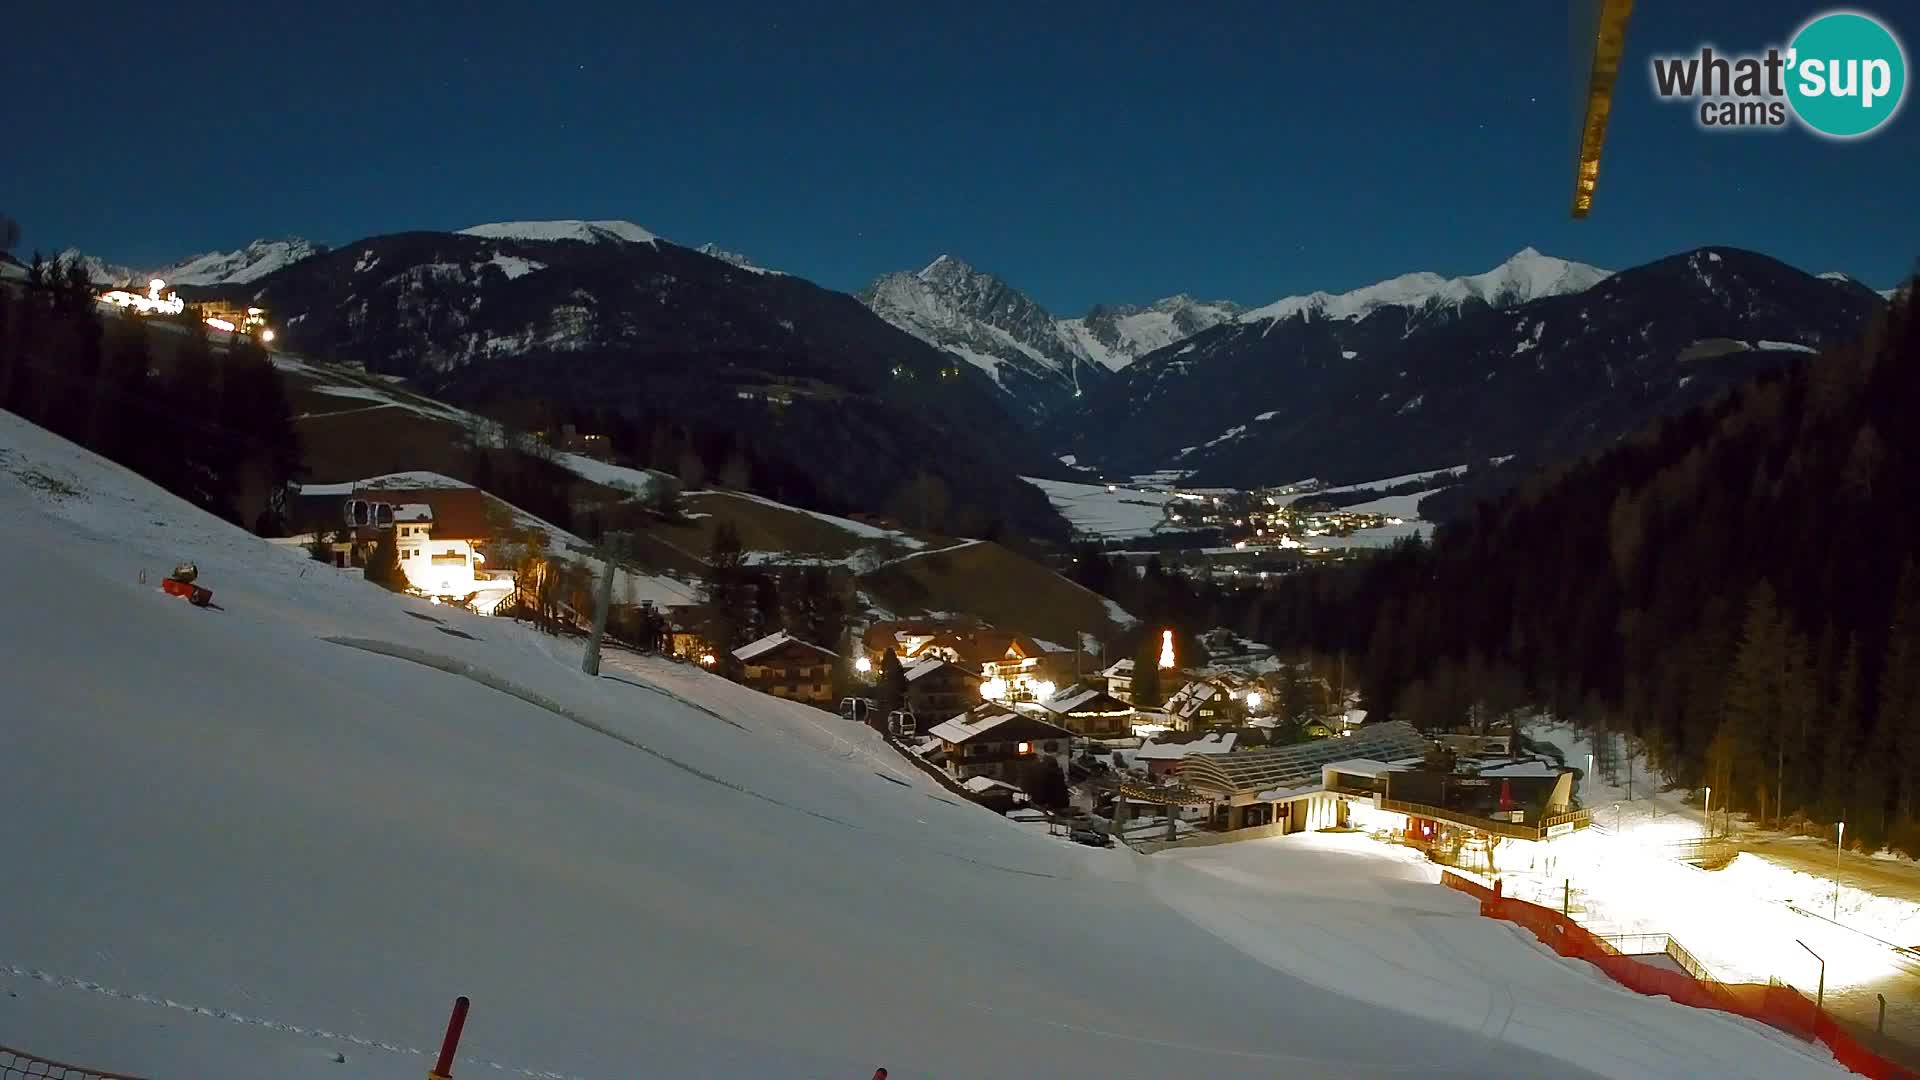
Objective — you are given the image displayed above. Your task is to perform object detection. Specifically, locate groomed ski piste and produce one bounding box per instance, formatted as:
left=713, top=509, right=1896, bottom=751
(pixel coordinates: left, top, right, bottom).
left=0, top=409, right=1850, bottom=1079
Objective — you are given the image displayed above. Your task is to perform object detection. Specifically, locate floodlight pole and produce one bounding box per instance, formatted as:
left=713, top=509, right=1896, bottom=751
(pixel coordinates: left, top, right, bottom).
left=1834, top=820, right=1845, bottom=922
left=1796, top=939, right=1825, bottom=1012
left=583, top=531, right=628, bottom=677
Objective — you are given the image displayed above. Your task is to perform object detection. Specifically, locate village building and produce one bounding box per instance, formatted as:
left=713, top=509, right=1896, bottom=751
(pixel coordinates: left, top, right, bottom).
left=1099, top=658, right=1135, bottom=704
left=1165, top=679, right=1242, bottom=732
left=1177, top=721, right=1588, bottom=846
left=1133, top=731, right=1238, bottom=778
left=734, top=632, right=839, bottom=705
left=925, top=705, right=1073, bottom=790
left=289, top=483, right=514, bottom=613
left=901, top=657, right=984, bottom=725
left=1029, top=684, right=1133, bottom=740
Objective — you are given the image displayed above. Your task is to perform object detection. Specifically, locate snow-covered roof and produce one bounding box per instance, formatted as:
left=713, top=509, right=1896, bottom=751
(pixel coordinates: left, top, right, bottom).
left=1005, top=807, right=1049, bottom=822
left=393, top=503, right=433, bottom=523
left=1180, top=721, right=1429, bottom=796
left=1135, top=732, right=1238, bottom=761
left=1477, top=760, right=1567, bottom=779
left=733, top=631, right=837, bottom=663
left=294, top=481, right=355, bottom=497
left=1321, top=758, right=1398, bottom=779
left=927, top=708, right=1071, bottom=746
left=962, top=776, right=1024, bottom=796
left=1101, top=658, right=1135, bottom=678
left=1037, top=684, right=1129, bottom=715
left=904, top=657, right=969, bottom=682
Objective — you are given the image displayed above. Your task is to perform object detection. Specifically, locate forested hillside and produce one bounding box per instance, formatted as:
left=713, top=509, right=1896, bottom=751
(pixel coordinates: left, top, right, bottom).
left=1244, top=282, right=1920, bottom=852
left=0, top=259, right=301, bottom=530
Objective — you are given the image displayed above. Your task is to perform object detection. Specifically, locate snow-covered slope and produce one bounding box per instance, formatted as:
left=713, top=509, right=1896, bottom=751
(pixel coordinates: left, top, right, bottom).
left=49, top=239, right=319, bottom=287
left=1239, top=248, right=1610, bottom=325
left=859, top=257, right=1236, bottom=410
left=694, top=242, right=777, bottom=275
left=1060, top=295, right=1243, bottom=372
left=456, top=219, right=660, bottom=247
left=152, top=237, right=320, bottom=285
left=859, top=255, right=1091, bottom=403
left=1, top=407, right=1845, bottom=1079
left=50, top=247, right=142, bottom=287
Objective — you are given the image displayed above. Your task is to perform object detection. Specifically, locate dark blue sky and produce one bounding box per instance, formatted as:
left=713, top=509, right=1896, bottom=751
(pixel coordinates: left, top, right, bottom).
left=11, top=1, right=1914, bottom=312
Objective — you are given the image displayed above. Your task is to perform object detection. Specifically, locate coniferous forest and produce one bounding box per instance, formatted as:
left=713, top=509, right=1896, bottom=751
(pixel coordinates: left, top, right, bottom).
left=0, top=254, right=303, bottom=531
left=1240, top=283, right=1920, bottom=853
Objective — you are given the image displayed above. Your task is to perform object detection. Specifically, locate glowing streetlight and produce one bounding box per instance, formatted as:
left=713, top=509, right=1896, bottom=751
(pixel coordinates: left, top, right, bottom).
left=261, top=328, right=276, bottom=343
left=982, top=677, right=1007, bottom=701
left=1158, top=629, right=1175, bottom=670
left=854, top=655, right=872, bottom=674
left=698, top=653, right=717, bottom=667
left=1704, top=785, right=1713, bottom=838
left=1035, top=680, right=1056, bottom=702
left=1245, top=691, right=1263, bottom=712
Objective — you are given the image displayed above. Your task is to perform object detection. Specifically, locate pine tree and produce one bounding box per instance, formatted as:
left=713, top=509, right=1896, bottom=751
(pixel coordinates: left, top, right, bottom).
left=1820, top=637, right=1865, bottom=820
left=364, top=529, right=403, bottom=591
left=703, top=521, right=752, bottom=654
left=1880, top=563, right=1920, bottom=820
left=875, top=650, right=908, bottom=731
left=1131, top=636, right=1164, bottom=709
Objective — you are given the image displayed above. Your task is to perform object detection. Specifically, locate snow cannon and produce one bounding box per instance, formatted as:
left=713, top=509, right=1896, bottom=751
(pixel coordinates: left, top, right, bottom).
left=162, top=562, right=213, bottom=606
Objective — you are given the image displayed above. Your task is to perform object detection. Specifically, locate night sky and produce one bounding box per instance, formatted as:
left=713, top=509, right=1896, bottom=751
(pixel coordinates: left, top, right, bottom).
left=11, top=1, right=1914, bottom=312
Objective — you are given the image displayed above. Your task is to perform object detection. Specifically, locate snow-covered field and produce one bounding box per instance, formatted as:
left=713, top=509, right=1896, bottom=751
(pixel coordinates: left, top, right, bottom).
left=1022, top=476, right=1177, bottom=540
left=0, top=410, right=1857, bottom=1078
left=1150, top=833, right=1845, bottom=1079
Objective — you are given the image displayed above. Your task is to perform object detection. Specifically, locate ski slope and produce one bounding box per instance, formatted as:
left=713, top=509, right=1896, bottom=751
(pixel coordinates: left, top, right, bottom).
left=0, top=410, right=1847, bottom=1079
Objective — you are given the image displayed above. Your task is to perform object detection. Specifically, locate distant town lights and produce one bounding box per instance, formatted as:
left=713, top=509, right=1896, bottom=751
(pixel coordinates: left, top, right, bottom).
left=261, top=329, right=276, bottom=343
left=1158, top=629, right=1175, bottom=670
left=982, top=677, right=1008, bottom=700
left=205, top=317, right=236, bottom=332
left=1246, top=691, right=1264, bottom=711
left=854, top=656, right=872, bottom=674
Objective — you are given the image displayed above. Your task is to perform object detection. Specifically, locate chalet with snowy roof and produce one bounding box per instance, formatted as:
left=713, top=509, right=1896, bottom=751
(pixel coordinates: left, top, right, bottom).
left=1099, top=658, right=1135, bottom=704
left=901, top=657, right=983, bottom=725
left=1165, top=679, right=1241, bottom=732
left=734, top=632, right=839, bottom=705
left=926, top=705, right=1073, bottom=788
left=1134, top=731, right=1238, bottom=777
left=1030, top=684, right=1133, bottom=739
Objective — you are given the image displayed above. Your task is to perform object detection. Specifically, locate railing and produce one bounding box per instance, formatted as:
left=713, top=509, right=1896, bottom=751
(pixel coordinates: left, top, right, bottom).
left=1, top=1046, right=146, bottom=1080
left=1381, top=798, right=1592, bottom=841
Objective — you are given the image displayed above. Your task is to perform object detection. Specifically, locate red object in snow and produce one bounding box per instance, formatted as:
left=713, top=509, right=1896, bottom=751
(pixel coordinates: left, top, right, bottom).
left=161, top=577, right=214, bottom=607
left=430, top=996, right=469, bottom=1079
left=1499, top=779, right=1513, bottom=811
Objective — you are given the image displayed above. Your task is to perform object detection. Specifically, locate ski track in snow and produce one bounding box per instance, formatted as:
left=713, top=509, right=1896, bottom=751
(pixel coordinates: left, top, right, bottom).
left=0, top=964, right=580, bottom=1080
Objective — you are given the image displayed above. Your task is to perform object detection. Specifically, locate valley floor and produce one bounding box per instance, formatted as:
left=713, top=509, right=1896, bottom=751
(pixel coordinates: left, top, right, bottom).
left=0, top=410, right=1852, bottom=1079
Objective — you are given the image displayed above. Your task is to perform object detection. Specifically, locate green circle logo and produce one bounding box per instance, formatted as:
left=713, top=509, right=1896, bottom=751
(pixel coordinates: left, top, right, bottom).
left=1787, top=11, right=1907, bottom=138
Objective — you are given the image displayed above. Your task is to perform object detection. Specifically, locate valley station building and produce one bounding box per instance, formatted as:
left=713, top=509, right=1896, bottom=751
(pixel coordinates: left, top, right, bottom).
left=1173, top=721, right=1589, bottom=842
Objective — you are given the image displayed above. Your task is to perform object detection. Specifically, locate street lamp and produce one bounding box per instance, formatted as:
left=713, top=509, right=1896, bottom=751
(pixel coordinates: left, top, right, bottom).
left=1246, top=691, right=1263, bottom=712
left=855, top=656, right=872, bottom=675
left=1704, top=785, right=1713, bottom=839
left=1835, top=820, right=1846, bottom=922
left=1586, top=754, right=1594, bottom=802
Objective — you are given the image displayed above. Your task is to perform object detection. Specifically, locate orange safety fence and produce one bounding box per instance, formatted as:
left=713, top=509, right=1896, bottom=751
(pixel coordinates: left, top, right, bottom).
left=1439, top=875, right=1919, bottom=1080
left=1, top=1045, right=147, bottom=1080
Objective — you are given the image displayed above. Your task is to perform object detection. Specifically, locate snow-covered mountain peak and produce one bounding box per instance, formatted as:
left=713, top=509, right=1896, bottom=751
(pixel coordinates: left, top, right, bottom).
left=695, top=242, right=775, bottom=275
left=153, top=238, right=319, bottom=286
left=1240, top=250, right=1611, bottom=326
left=457, top=220, right=660, bottom=247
